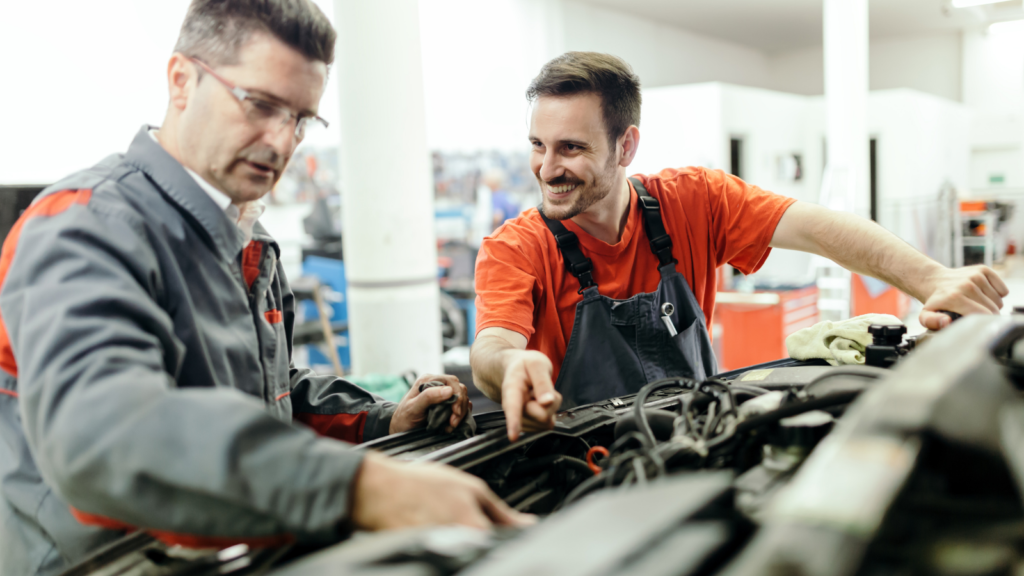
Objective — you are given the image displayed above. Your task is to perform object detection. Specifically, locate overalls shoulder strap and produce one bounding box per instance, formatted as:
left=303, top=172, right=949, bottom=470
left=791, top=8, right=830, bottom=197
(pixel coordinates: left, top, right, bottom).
left=537, top=207, right=597, bottom=293
left=537, top=177, right=676, bottom=292
left=629, top=177, right=676, bottom=267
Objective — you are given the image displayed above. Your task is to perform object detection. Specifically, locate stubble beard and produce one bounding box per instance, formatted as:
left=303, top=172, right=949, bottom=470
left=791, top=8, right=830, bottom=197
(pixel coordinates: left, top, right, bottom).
left=538, top=154, right=618, bottom=222
left=217, top=145, right=287, bottom=204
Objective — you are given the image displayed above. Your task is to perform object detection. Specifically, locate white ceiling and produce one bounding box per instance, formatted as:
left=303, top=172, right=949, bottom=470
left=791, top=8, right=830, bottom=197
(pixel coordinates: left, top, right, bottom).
left=573, top=0, right=1024, bottom=53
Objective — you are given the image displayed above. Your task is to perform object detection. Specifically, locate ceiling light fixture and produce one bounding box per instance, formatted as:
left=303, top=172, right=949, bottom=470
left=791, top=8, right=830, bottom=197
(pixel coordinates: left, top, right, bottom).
left=951, top=0, right=1010, bottom=7
left=989, top=18, right=1024, bottom=35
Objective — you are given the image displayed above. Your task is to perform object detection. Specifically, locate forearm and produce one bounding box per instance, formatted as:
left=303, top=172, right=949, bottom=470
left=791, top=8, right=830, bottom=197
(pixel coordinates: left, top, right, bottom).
left=772, top=202, right=944, bottom=302
left=26, top=374, right=363, bottom=540
left=470, top=335, right=517, bottom=402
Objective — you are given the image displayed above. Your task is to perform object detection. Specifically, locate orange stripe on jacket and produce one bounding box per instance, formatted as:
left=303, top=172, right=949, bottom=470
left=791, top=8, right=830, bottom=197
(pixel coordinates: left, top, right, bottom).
left=0, top=189, right=93, bottom=378
left=242, top=241, right=263, bottom=290
left=294, top=412, right=368, bottom=444
left=70, top=507, right=293, bottom=549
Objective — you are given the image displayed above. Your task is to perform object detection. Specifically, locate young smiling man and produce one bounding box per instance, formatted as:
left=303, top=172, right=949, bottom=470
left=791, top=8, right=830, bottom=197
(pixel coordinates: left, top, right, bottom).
left=470, top=52, right=1009, bottom=442
left=0, top=2, right=528, bottom=574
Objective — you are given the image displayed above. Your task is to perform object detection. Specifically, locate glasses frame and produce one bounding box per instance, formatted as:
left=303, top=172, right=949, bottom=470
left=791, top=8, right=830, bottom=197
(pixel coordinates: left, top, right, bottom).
left=188, top=57, right=329, bottom=140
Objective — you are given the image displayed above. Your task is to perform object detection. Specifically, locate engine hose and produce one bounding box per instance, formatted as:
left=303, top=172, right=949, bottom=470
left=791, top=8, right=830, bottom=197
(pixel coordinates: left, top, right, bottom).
left=633, top=378, right=700, bottom=446
left=695, top=390, right=860, bottom=453
left=561, top=471, right=607, bottom=508
left=728, top=384, right=771, bottom=396
left=511, top=454, right=593, bottom=479
left=733, top=390, right=860, bottom=436
left=614, top=409, right=678, bottom=442
left=806, top=366, right=888, bottom=386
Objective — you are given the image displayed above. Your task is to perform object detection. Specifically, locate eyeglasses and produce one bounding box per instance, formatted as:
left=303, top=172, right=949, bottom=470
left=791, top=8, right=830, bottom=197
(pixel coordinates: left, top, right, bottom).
left=189, top=57, right=328, bottom=140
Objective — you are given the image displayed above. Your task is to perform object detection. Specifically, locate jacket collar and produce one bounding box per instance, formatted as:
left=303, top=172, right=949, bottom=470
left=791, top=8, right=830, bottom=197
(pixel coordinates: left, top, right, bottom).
left=123, top=125, right=247, bottom=259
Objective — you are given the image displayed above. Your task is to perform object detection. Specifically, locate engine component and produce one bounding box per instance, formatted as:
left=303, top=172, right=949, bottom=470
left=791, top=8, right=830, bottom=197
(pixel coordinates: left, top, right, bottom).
left=865, top=323, right=910, bottom=368
left=461, top=472, right=742, bottom=576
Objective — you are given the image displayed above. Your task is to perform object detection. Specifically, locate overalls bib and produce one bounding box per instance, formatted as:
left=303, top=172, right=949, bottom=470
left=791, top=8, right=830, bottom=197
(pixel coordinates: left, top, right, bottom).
left=539, top=178, right=718, bottom=409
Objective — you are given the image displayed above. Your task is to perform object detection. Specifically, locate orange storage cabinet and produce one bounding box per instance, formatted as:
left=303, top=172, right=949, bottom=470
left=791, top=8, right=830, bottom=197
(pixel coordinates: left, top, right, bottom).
left=713, top=285, right=819, bottom=372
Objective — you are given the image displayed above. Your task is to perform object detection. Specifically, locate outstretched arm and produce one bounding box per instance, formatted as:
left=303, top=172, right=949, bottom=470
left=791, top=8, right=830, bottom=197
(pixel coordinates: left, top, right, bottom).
left=770, top=201, right=1008, bottom=330
left=470, top=327, right=561, bottom=441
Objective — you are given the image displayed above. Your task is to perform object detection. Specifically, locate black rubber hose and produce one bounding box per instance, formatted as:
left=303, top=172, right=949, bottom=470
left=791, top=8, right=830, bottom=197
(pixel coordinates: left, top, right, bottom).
left=733, top=390, right=859, bottom=436
left=807, top=366, right=888, bottom=386
left=614, top=409, right=678, bottom=442
left=561, top=471, right=607, bottom=508
left=728, top=384, right=771, bottom=395
left=633, top=378, right=698, bottom=446
left=511, top=454, right=592, bottom=478
left=804, top=366, right=887, bottom=398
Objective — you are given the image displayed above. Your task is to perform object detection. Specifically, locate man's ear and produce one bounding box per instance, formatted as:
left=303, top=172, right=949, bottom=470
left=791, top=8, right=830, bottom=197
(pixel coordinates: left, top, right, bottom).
left=167, top=52, right=197, bottom=112
left=619, top=126, right=640, bottom=168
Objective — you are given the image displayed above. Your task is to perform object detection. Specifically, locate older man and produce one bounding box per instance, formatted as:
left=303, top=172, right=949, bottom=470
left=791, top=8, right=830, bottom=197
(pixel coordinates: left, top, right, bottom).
left=0, top=2, right=527, bottom=574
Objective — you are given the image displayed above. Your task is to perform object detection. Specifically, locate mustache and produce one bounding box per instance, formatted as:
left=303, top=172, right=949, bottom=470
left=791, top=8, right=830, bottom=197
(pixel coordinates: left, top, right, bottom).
left=540, top=175, right=583, bottom=186
left=239, top=147, right=283, bottom=171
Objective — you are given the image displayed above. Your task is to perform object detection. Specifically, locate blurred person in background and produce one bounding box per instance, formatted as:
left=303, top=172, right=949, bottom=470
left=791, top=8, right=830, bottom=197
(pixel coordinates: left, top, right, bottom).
left=473, top=167, right=521, bottom=246
left=0, top=2, right=528, bottom=574
left=484, top=167, right=521, bottom=231
left=470, top=51, right=1009, bottom=442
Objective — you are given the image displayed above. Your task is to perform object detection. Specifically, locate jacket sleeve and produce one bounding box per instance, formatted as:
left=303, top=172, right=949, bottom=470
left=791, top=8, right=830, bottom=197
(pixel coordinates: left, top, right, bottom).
left=276, top=260, right=397, bottom=444
left=288, top=368, right=397, bottom=443
left=3, top=203, right=363, bottom=542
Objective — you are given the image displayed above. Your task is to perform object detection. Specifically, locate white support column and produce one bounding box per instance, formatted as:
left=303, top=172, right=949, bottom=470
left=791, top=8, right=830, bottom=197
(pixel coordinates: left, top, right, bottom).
left=334, top=0, right=442, bottom=376
left=816, top=0, right=869, bottom=321
left=823, top=0, right=869, bottom=219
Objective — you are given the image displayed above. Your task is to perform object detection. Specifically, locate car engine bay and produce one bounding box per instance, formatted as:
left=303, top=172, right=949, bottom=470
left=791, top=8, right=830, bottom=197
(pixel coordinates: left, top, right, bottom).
left=63, top=314, right=1024, bottom=576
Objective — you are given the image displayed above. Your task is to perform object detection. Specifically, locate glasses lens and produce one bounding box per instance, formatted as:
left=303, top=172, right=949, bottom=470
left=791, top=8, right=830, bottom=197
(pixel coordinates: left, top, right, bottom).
left=242, top=98, right=284, bottom=125
left=295, top=117, right=327, bottom=140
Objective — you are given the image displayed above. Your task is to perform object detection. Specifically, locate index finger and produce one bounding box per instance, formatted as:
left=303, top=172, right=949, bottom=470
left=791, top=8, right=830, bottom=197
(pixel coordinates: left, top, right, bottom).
left=524, top=360, right=556, bottom=406
left=502, top=381, right=525, bottom=442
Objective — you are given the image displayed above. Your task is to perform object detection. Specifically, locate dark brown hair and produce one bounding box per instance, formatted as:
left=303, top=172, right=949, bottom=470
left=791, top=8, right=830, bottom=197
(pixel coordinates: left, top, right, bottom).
left=526, top=52, right=641, bottom=147
left=173, top=0, right=336, bottom=66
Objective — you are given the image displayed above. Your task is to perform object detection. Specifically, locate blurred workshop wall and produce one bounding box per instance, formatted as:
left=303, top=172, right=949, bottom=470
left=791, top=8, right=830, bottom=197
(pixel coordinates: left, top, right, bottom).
left=766, top=32, right=963, bottom=103
left=419, top=0, right=563, bottom=152
left=0, top=1, right=191, bottom=184
left=0, top=0, right=338, bottom=186
left=559, top=0, right=772, bottom=90
left=963, top=24, right=1024, bottom=191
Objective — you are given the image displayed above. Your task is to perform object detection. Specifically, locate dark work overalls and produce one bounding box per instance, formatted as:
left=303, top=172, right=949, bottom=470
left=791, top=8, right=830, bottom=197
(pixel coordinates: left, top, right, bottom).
left=540, top=178, right=717, bottom=409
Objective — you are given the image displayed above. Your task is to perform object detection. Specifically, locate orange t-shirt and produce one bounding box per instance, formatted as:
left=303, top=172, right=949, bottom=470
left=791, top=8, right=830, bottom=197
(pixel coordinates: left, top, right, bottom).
left=474, top=167, right=797, bottom=384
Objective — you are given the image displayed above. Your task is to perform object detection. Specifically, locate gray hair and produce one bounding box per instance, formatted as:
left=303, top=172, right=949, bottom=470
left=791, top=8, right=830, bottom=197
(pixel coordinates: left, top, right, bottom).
left=173, top=0, right=336, bottom=66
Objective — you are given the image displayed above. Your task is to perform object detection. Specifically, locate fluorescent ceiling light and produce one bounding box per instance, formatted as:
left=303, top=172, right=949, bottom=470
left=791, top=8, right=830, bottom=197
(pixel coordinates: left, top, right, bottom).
left=952, top=0, right=1010, bottom=7
left=989, top=18, right=1024, bottom=34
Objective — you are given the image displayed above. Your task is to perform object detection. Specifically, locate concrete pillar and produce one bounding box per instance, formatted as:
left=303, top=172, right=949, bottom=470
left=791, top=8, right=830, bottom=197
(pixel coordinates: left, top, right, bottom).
left=334, top=0, right=443, bottom=376
left=823, top=0, right=870, bottom=219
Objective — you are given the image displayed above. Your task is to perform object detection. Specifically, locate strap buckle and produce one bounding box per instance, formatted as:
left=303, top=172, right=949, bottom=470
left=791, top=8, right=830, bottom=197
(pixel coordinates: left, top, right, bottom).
left=569, top=259, right=594, bottom=276
left=576, top=271, right=595, bottom=294
left=650, top=234, right=672, bottom=252
left=569, top=260, right=595, bottom=293
left=554, top=232, right=579, bottom=249
left=638, top=195, right=661, bottom=212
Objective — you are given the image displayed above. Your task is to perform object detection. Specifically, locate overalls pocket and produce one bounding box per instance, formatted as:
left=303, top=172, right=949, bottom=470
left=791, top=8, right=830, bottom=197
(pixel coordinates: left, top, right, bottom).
left=670, top=316, right=707, bottom=380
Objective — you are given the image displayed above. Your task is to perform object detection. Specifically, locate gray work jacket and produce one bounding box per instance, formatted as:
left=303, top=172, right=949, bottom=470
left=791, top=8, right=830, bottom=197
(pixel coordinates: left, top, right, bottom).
left=0, top=126, right=396, bottom=576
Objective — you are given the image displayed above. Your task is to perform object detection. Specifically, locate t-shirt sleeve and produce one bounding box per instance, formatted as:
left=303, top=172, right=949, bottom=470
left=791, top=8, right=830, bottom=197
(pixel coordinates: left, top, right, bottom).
left=474, top=231, right=540, bottom=340
left=703, top=168, right=797, bottom=275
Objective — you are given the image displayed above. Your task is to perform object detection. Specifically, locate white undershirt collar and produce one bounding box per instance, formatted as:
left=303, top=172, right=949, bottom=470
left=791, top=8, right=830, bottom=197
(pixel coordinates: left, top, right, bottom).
left=149, top=129, right=232, bottom=212
left=148, top=128, right=265, bottom=244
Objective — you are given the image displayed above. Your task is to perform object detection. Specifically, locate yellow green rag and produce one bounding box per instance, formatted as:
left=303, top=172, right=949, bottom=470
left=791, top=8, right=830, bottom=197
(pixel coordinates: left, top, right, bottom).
left=785, top=314, right=903, bottom=366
